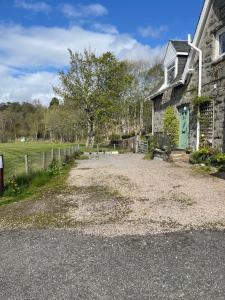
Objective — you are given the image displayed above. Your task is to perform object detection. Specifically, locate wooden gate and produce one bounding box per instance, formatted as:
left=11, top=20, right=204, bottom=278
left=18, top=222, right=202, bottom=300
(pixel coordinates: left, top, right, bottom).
left=137, top=140, right=148, bottom=153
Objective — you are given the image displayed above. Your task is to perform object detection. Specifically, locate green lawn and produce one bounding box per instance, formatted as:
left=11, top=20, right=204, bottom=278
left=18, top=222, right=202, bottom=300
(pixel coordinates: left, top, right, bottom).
left=0, top=142, right=77, bottom=180
left=0, top=141, right=117, bottom=181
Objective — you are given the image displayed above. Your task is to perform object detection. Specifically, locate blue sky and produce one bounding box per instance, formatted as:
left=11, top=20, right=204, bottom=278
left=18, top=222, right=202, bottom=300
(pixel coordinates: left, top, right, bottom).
left=0, top=0, right=204, bottom=104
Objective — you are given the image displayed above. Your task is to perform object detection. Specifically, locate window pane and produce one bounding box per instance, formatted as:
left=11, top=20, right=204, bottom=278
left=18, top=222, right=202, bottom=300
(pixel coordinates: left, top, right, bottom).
left=219, top=32, right=225, bottom=55
left=167, top=65, right=175, bottom=85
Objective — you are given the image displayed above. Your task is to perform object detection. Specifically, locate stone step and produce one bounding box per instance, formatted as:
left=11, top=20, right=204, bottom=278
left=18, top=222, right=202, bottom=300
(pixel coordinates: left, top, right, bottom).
left=170, top=152, right=190, bottom=162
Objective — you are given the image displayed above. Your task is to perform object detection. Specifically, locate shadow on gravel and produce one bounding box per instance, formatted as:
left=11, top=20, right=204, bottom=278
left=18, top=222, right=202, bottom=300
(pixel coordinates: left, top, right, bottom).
left=0, top=229, right=225, bottom=299
left=211, top=171, right=225, bottom=180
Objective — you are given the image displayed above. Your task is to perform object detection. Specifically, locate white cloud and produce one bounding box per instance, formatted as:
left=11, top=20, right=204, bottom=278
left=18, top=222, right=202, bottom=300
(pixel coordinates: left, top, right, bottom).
left=15, top=0, right=51, bottom=13
left=0, top=24, right=165, bottom=104
left=60, top=3, right=108, bottom=18
left=138, top=25, right=168, bottom=39
left=91, top=23, right=118, bottom=34
left=0, top=66, right=58, bottom=105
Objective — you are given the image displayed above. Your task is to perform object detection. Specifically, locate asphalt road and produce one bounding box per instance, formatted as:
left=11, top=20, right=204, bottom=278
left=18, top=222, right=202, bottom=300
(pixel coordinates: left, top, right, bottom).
left=0, top=230, right=225, bottom=300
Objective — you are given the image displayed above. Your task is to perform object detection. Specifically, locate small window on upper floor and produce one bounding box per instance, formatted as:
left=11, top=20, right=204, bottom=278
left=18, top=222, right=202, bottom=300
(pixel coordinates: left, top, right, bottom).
left=219, top=31, right=225, bottom=56
left=167, top=63, right=175, bottom=85
left=215, top=27, right=225, bottom=59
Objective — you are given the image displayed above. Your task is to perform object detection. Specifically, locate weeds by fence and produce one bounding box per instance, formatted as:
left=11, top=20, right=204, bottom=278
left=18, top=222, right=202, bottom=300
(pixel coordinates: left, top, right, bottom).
left=4, top=144, right=81, bottom=181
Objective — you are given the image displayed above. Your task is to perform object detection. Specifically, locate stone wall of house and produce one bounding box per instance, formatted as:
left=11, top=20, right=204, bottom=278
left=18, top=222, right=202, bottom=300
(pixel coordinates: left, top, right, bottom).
left=153, top=0, right=225, bottom=151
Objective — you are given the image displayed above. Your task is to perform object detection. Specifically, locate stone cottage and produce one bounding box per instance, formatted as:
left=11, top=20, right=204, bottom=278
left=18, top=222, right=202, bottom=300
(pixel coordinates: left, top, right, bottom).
left=150, top=0, right=225, bottom=151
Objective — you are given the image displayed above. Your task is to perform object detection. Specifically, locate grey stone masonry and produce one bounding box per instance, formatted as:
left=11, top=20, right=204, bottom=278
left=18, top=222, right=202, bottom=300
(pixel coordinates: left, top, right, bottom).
left=152, top=0, right=225, bottom=151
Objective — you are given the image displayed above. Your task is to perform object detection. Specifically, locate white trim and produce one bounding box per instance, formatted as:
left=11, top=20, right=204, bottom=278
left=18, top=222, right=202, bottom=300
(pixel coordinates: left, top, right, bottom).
left=215, top=27, right=225, bottom=60
left=164, top=42, right=177, bottom=67
left=176, top=52, right=189, bottom=56
left=175, top=57, right=179, bottom=77
left=182, top=0, right=212, bottom=83
left=166, top=62, right=176, bottom=86
left=148, top=80, right=183, bottom=100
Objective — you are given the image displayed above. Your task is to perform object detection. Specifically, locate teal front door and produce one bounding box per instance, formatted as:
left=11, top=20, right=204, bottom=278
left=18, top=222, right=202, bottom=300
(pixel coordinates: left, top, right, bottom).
left=179, top=106, right=189, bottom=149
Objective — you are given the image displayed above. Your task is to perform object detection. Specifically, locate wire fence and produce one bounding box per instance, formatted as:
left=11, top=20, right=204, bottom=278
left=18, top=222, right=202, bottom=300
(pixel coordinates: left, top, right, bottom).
left=3, top=145, right=80, bottom=181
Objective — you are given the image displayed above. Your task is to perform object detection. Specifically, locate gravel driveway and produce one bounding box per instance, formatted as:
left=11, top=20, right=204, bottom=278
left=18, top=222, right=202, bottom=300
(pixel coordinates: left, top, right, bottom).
left=68, top=153, right=225, bottom=236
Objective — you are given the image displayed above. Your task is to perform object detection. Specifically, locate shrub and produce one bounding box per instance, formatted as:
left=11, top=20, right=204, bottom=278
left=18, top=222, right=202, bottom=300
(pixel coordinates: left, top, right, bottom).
left=122, top=132, right=135, bottom=139
left=190, top=148, right=212, bottom=164
left=5, top=176, right=21, bottom=196
left=192, top=95, right=211, bottom=106
left=212, top=152, right=225, bottom=167
left=73, top=150, right=83, bottom=160
left=49, top=159, right=61, bottom=175
left=190, top=147, right=225, bottom=168
left=163, top=106, right=179, bottom=148
left=110, top=133, right=121, bottom=141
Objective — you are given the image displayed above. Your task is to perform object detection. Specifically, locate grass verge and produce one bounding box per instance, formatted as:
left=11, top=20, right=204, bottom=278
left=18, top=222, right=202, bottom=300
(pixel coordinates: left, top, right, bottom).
left=0, top=155, right=78, bottom=207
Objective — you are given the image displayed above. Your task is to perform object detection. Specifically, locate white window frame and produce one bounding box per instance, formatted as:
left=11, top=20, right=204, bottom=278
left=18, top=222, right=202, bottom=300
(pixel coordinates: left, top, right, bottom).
left=165, top=61, right=177, bottom=86
left=215, top=27, right=225, bottom=59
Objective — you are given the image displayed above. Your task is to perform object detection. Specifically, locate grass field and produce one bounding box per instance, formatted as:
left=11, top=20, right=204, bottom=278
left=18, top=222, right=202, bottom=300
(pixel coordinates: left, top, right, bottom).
left=0, top=142, right=77, bottom=180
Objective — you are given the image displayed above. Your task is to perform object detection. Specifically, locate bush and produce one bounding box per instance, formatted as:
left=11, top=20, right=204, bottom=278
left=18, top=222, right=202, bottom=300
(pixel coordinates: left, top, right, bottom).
left=72, top=150, right=83, bottom=160
left=211, top=152, right=225, bottom=167
left=163, top=106, right=179, bottom=148
left=190, top=147, right=225, bottom=168
left=190, top=148, right=212, bottom=165
left=5, top=177, right=21, bottom=196
left=192, top=95, right=211, bottom=106
left=122, top=132, right=135, bottom=139
left=110, top=133, right=121, bottom=141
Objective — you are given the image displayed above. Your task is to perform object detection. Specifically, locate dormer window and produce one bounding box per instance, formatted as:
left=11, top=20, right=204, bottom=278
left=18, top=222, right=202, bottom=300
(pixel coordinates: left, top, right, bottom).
left=215, top=27, right=225, bottom=58
left=162, top=40, right=190, bottom=88
left=167, top=63, right=176, bottom=85
left=219, top=31, right=225, bottom=56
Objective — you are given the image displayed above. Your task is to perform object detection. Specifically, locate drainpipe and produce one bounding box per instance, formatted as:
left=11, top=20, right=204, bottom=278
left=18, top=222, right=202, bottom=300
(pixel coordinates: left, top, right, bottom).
left=188, top=34, right=202, bottom=150
left=151, top=101, right=154, bottom=136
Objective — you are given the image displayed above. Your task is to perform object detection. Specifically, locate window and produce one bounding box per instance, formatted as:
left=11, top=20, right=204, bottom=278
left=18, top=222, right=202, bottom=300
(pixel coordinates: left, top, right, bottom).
left=219, top=31, right=225, bottom=56
left=167, top=63, right=175, bottom=85
left=215, top=27, right=225, bottom=59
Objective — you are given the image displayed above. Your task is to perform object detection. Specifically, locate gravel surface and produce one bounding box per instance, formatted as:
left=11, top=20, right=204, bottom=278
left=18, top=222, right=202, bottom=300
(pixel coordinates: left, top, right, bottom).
left=68, top=153, right=225, bottom=236
left=1, top=229, right=225, bottom=300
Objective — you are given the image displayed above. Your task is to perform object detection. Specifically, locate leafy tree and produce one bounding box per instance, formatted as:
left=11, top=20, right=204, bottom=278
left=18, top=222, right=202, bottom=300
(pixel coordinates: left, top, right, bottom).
left=54, top=49, right=133, bottom=146
left=49, top=97, right=60, bottom=109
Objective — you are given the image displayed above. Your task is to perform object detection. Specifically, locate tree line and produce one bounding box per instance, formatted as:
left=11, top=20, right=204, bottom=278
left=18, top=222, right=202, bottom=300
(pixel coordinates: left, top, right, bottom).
left=0, top=100, right=80, bottom=142
left=0, top=50, right=163, bottom=145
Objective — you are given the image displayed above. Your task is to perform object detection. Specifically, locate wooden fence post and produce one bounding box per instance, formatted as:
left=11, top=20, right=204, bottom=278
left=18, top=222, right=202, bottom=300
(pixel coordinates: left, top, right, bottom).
left=58, top=148, right=61, bottom=163
left=51, top=149, right=54, bottom=161
left=42, top=152, right=46, bottom=170
left=0, top=155, right=4, bottom=196
left=24, top=155, right=29, bottom=175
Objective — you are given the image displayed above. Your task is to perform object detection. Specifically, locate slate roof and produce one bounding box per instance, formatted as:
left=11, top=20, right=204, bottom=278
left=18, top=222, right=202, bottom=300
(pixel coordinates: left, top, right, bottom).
left=150, top=57, right=188, bottom=99
left=149, top=79, right=165, bottom=97
left=171, top=40, right=190, bottom=53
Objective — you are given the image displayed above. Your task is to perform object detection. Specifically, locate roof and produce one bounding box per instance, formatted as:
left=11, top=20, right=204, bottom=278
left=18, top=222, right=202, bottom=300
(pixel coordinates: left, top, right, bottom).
left=149, top=42, right=189, bottom=100
left=170, top=41, right=190, bottom=53
left=149, top=0, right=213, bottom=100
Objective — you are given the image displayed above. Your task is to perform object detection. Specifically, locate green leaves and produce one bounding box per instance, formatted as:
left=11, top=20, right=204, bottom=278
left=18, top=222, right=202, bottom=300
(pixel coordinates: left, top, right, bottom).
left=163, top=106, right=179, bottom=147
left=54, top=49, right=133, bottom=145
left=192, top=95, right=211, bottom=106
